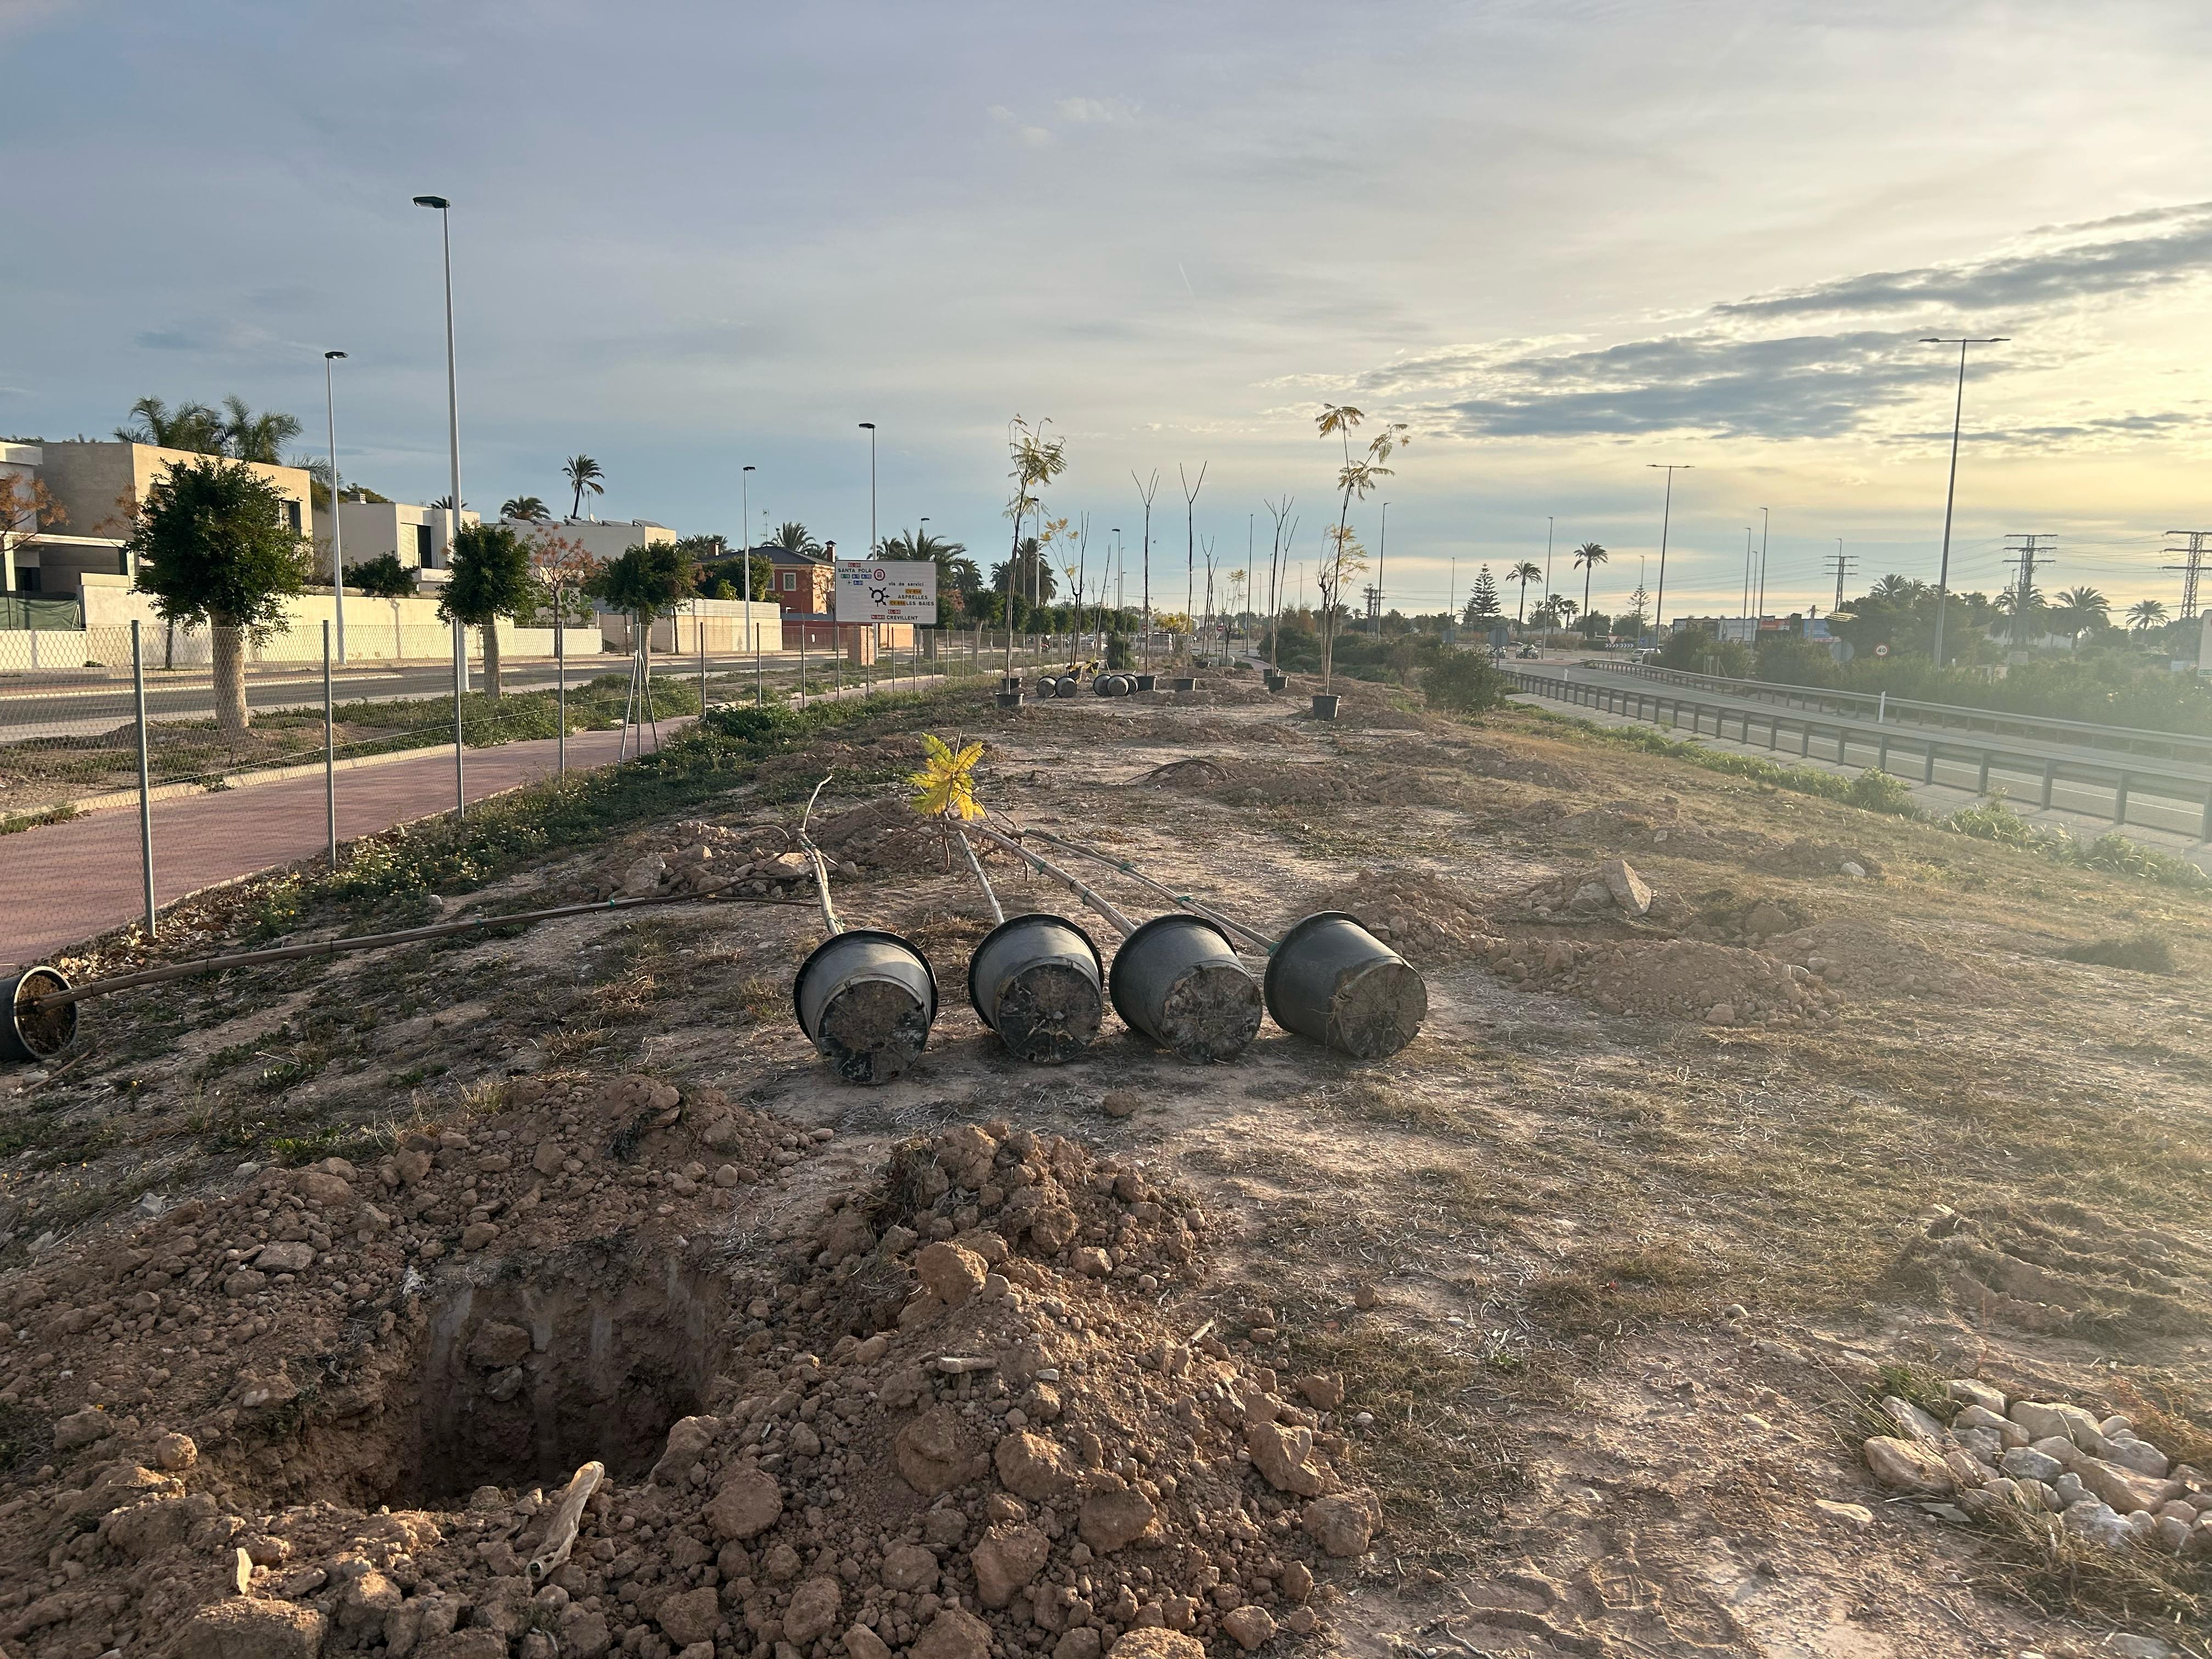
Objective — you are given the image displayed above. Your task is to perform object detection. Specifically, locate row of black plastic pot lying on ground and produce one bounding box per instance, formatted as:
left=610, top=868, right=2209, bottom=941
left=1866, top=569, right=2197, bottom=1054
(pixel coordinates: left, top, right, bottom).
left=791, top=908, right=1425, bottom=1085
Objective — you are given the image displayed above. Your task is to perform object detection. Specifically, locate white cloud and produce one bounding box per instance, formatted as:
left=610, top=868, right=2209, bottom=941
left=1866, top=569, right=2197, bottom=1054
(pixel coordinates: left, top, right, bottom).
left=1055, top=95, right=1137, bottom=124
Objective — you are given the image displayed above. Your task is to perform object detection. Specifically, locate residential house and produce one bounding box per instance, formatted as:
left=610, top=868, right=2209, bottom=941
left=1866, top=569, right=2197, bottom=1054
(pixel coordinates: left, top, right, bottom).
left=1, top=439, right=313, bottom=597
left=759, top=540, right=913, bottom=655
left=313, top=499, right=482, bottom=577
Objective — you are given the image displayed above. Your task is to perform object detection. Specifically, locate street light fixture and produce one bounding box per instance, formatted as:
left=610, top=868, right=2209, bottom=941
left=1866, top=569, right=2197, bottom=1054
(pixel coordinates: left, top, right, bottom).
left=413, top=192, right=465, bottom=815
left=1647, top=464, right=1693, bottom=634
left=858, top=423, right=877, bottom=555
left=322, top=351, right=347, bottom=663
left=1921, top=337, right=2009, bottom=667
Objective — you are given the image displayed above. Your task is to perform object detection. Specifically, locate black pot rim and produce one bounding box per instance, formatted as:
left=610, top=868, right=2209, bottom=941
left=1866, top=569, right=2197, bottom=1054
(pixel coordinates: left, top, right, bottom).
left=792, top=928, right=939, bottom=1039
left=966, top=912, right=1104, bottom=1032
left=3, top=966, right=75, bottom=1063
left=1107, top=911, right=1239, bottom=1028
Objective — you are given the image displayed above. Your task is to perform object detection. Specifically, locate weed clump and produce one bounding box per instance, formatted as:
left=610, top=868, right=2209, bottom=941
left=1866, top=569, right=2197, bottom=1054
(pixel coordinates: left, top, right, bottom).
left=2059, top=932, right=2178, bottom=975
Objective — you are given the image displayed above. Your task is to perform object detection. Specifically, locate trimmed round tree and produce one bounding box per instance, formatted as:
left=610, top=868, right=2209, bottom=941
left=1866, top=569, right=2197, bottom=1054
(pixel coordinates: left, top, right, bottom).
left=589, top=540, right=701, bottom=648
left=439, top=522, right=535, bottom=698
left=127, top=456, right=311, bottom=738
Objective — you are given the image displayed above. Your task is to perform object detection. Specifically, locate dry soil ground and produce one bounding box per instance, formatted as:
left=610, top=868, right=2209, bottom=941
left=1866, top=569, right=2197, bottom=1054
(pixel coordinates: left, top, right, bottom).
left=1, top=669, right=2209, bottom=1659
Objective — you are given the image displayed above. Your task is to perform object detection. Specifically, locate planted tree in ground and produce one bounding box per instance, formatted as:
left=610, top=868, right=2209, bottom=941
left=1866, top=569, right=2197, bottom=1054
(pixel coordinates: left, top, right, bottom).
left=1424, top=649, right=1510, bottom=715
left=1263, top=495, right=1295, bottom=668
left=503, top=496, right=551, bottom=522
left=1573, top=541, right=1608, bottom=631
left=1509, top=560, right=1542, bottom=632
left=563, top=455, right=605, bottom=520
left=2051, top=585, right=2109, bottom=647
left=349, top=552, right=415, bottom=599
left=1002, top=416, right=1068, bottom=669
left=1314, top=403, right=1406, bottom=692
left=1178, top=462, right=1207, bottom=662
left=526, top=530, right=603, bottom=625
left=1466, top=565, right=1502, bottom=622
left=439, top=522, right=535, bottom=698
left=2128, top=599, right=2169, bottom=636
left=589, top=540, right=700, bottom=648
left=0, top=472, right=66, bottom=550
left=127, top=457, right=311, bottom=737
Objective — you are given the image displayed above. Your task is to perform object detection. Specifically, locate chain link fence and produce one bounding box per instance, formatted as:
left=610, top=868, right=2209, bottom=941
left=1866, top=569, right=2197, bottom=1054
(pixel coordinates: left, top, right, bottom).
left=2, top=619, right=1046, bottom=969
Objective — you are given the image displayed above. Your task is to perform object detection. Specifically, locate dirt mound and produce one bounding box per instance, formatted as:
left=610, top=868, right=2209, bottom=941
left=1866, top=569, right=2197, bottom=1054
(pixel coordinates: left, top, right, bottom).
left=1139, top=759, right=1463, bottom=813
left=0, top=1118, right=1376, bottom=1659
left=1300, top=871, right=1494, bottom=964
left=1760, top=837, right=1886, bottom=881
left=1483, top=935, right=1841, bottom=1027
left=1677, top=888, right=1815, bottom=946
left=1514, top=798, right=1738, bottom=859
left=1895, top=1201, right=2212, bottom=1341
left=1439, top=742, right=1592, bottom=791
left=1765, top=918, right=1999, bottom=1003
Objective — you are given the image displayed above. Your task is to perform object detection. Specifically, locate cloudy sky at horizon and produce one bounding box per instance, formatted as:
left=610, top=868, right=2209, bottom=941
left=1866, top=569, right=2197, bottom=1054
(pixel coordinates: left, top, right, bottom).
left=6, top=0, right=2212, bottom=620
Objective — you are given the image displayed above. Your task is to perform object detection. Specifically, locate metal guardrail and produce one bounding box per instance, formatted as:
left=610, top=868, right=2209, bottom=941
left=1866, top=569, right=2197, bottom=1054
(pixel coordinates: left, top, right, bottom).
left=1568, top=659, right=2212, bottom=769
left=1510, top=668, right=2212, bottom=843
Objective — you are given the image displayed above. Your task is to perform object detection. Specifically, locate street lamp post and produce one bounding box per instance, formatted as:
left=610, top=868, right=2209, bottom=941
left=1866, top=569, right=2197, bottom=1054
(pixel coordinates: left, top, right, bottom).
left=1647, top=464, right=1692, bottom=636
left=1922, top=337, right=2009, bottom=668
left=412, top=192, right=466, bottom=816
left=322, top=350, right=347, bottom=663
left=1757, top=505, right=1770, bottom=622
left=743, top=465, right=760, bottom=706
left=1374, top=503, right=1389, bottom=638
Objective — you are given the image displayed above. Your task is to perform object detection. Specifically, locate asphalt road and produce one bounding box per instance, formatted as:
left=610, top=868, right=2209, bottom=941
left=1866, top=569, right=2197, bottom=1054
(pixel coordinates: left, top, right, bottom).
left=1511, top=661, right=2212, bottom=842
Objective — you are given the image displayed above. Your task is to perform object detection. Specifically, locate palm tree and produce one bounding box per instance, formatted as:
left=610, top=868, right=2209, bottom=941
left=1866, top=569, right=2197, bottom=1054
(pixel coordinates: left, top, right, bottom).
left=501, top=496, right=550, bottom=523
left=2127, top=598, right=2169, bottom=636
left=2051, top=585, right=2108, bottom=646
left=562, top=455, right=605, bottom=521
left=770, top=521, right=822, bottom=556
left=1996, top=583, right=2045, bottom=647
left=221, top=396, right=302, bottom=464
left=115, top=396, right=224, bottom=454
left=1314, top=403, right=1407, bottom=691
left=1572, top=541, right=1608, bottom=631
left=430, top=495, right=470, bottom=511
left=1509, top=560, right=1542, bottom=633
left=1870, top=573, right=1926, bottom=603
left=880, top=528, right=979, bottom=596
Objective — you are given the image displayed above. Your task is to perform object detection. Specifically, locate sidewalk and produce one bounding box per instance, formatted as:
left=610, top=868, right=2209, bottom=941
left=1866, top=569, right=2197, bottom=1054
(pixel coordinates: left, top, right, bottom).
left=2, top=720, right=683, bottom=972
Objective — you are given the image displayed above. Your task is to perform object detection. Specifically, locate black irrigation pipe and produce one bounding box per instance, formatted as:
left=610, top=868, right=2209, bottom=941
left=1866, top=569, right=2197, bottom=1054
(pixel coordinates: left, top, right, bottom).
left=28, top=887, right=813, bottom=1011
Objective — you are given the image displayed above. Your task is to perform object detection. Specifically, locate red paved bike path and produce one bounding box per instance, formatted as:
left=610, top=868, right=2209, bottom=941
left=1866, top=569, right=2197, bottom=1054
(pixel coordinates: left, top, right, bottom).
left=2, top=722, right=680, bottom=971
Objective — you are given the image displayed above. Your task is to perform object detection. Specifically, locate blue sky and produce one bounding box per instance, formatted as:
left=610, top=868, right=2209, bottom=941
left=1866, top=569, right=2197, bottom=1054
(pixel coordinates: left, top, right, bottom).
left=6, top=0, right=2212, bottom=619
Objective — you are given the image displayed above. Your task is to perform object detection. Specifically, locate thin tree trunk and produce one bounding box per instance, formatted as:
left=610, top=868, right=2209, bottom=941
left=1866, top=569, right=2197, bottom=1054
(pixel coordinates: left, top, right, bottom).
left=211, top=616, right=250, bottom=740
left=481, top=620, right=503, bottom=699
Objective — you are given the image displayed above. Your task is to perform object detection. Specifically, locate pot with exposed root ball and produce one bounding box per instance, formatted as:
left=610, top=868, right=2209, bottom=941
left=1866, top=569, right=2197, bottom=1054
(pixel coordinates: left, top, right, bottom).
left=2, top=966, right=76, bottom=1064
left=792, top=930, right=938, bottom=1085
left=967, top=912, right=1104, bottom=1064
left=1108, top=913, right=1263, bottom=1063
left=1263, top=912, right=1425, bottom=1059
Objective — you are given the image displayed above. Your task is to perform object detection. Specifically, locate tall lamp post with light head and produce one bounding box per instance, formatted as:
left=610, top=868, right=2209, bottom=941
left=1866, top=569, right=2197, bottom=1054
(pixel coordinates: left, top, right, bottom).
left=321, top=350, right=347, bottom=662
left=412, top=192, right=466, bottom=809
left=1921, top=336, right=2009, bottom=667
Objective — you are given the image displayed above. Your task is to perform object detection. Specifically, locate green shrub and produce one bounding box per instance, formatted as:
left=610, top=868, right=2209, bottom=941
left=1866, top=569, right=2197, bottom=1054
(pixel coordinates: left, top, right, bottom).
left=1423, top=650, right=1511, bottom=715
left=1842, top=769, right=1920, bottom=817
left=1945, top=791, right=2047, bottom=848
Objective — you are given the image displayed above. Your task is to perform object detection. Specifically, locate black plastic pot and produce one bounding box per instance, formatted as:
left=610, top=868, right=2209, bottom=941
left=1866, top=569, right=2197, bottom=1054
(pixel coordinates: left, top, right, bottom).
left=2, top=966, right=76, bottom=1063
left=1263, top=670, right=1286, bottom=691
left=1169, top=676, right=1197, bottom=692
left=967, top=913, right=1104, bottom=1064
left=1133, top=674, right=1157, bottom=691
left=1310, top=693, right=1341, bottom=720
left=1262, top=912, right=1426, bottom=1059
left=1108, top=913, right=1264, bottom=1064
left=1054, top=676, right=1081, bottom=699
left=792, top=930, right=938, bottom=1085
left=995, top=691, right=1023, bottom=708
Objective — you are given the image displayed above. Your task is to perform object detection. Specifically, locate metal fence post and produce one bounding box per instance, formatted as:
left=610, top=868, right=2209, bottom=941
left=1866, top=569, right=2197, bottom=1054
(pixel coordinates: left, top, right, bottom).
left=132, top=620, right=156, bottom=939
left=452, top=617, right=465, bottom=822
left=696, top=603, right=707, bottom=716
left=754, top=611, right=764, bottom=707
left=556, top=619, right=567, bottom=778
left=324, top=620, right=338, bottom=870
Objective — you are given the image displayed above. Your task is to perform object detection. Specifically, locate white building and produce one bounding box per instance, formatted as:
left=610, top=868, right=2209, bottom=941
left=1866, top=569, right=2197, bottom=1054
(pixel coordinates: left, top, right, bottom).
left=312, top=499, right=482, bottom=575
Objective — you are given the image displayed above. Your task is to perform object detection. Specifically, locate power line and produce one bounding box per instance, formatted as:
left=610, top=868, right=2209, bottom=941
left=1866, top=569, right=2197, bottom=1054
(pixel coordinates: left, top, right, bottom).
left=1827, top=540, right=1857, bottom=611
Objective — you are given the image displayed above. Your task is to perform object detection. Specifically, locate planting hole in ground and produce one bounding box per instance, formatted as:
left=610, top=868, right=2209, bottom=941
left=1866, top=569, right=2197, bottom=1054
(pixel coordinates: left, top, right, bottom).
left=263, top=1243, right=730, bottom=1509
